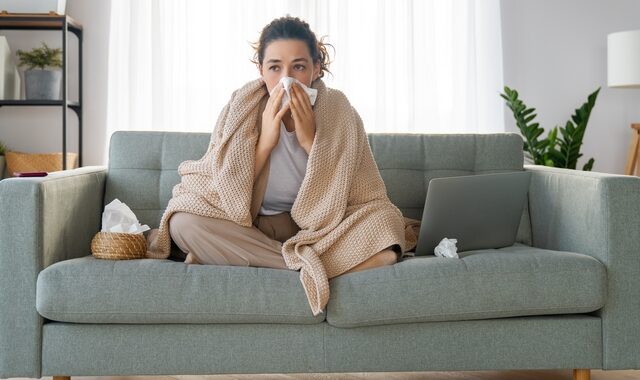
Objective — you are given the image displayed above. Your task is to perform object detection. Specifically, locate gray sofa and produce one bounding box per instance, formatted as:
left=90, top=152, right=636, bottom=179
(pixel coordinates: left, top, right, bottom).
left=1, top=131, right=639, bottom=380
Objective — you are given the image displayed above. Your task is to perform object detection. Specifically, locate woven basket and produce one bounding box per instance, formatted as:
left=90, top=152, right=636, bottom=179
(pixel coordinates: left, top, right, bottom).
left=5, top=151, right=78, bottom=175
left=91, top=231, right=147, bottom=260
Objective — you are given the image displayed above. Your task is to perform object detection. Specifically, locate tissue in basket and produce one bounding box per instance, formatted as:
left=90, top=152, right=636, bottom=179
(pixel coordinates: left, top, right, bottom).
left=91, top=199, right=150, bottom=260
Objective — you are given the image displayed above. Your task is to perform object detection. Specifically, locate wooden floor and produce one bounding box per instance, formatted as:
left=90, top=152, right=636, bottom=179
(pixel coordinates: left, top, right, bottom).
left=11, top=371, right=640, bottom=380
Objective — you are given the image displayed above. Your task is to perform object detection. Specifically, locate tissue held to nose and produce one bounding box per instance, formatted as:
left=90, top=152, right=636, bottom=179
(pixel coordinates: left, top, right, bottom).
left=270, top=76, right=318, bottom=111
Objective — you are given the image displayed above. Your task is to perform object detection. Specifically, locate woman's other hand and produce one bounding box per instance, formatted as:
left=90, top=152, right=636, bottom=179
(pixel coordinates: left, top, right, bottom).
left=260, top=82, right=289, bottom=150
left=290, top=82, right=316, bottom=155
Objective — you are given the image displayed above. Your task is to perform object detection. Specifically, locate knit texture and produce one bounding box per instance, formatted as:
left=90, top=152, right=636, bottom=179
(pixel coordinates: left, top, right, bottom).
left=147, top=78, right=419, bottom=315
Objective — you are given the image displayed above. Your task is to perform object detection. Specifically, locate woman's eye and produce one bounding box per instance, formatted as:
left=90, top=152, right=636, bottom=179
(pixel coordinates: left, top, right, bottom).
left=267, top=65, right=304, bottom=71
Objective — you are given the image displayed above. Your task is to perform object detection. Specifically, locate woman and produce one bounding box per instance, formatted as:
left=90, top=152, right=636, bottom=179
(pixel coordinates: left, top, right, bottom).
left=147, top=16, right=413, bottom=315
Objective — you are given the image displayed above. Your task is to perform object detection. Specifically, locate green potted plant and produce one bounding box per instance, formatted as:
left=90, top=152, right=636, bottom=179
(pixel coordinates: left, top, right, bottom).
left=16, top=42, right=63, bottom=100
left=500, top=86, right=600, bottom=171
left=0, top=140, right=6, bottom=180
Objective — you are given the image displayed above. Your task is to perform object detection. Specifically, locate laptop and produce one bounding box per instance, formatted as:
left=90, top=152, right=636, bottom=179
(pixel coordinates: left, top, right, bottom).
left=414, top=171, right=532, bottom=256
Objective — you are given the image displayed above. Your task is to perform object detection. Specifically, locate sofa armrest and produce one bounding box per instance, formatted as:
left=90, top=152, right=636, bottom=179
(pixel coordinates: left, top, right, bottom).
left=525, top=164, right=640, bottom=370
left=0, top=166, right=107, bottom=378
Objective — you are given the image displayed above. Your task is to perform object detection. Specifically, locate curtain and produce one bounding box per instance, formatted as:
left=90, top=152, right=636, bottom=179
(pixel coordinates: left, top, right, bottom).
left=107, top=0, right=504, bottom=150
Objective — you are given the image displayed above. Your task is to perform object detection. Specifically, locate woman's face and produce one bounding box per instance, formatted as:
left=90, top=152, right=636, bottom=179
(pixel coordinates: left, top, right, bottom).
left=259, top=39, right=321, bottom=93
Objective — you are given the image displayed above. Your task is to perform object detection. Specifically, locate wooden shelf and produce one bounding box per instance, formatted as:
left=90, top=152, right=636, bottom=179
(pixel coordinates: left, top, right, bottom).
left=0, top=12, right=82, bottom=32
left=0, top=11, right=83, bottom=169
left=0, top=100, right=80, bottom=107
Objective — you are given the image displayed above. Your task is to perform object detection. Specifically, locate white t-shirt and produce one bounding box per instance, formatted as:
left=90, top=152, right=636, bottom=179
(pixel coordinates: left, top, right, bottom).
left=259, top=121, right=308, bottom=215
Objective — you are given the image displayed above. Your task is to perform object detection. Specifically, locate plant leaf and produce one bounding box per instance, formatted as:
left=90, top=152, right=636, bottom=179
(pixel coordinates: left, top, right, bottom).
left=582, top=158, right=595, bottom=171
left=556, top=88, right=600, bottom=170
left=500, top=86, right=547, bottom=165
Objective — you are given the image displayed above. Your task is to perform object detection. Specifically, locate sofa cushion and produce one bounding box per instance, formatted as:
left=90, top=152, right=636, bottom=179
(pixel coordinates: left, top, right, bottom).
left=36, top=256, right=325, bottom=324
left=326, top=244, right=606, bottom=328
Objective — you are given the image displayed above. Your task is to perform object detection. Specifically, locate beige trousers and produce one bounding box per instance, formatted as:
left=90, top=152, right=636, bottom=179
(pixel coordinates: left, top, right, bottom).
left=169, top=212, right=301, bottom=269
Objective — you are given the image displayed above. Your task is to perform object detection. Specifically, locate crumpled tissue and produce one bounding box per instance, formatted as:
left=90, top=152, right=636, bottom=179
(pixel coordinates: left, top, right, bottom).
left=101, top=199, right=150, bottom=234
left=434, top=237, right=459, bottom=258
left=270, top=76, right=317, bottom=111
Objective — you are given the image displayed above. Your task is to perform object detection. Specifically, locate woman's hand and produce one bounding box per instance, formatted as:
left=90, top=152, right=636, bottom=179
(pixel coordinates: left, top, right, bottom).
left=290, top=82, right=316, bottom=154
left=260, top=82, right=289, bottom=150
left=256, top=82, right=288, bottom=180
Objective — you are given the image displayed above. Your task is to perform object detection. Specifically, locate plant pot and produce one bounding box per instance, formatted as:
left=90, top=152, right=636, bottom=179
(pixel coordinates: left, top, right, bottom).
left=0, top=156, right=4, bottom=179
left=24, top=69, right=62, bottom=100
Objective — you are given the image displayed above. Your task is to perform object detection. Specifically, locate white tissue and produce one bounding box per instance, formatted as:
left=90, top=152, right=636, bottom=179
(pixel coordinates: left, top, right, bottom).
left=434, top=238, right=459, bottom=258
left=101, top=199, right=150, bottom=234
left=270, top=76, right=317, bottom=111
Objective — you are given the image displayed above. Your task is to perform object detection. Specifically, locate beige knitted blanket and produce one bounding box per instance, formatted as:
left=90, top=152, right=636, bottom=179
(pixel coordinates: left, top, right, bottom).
left=147, top=78, right=419, bottom=316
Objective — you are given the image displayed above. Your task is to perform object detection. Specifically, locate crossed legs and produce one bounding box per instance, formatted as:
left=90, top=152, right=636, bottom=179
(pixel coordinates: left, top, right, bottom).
left=169, top=211, right=399, bottom=274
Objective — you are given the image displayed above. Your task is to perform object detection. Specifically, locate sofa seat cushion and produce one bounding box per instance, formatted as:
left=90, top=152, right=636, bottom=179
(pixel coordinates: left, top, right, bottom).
left=326, top=244, right=606, bottom=328
left=36, top=256, right=324, bottom=324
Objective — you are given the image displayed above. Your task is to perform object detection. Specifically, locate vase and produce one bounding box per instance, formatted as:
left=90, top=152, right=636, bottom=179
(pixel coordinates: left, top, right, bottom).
left=0, top=36, right=20, bottom=100
left=24, top=69, right=62, bottom=100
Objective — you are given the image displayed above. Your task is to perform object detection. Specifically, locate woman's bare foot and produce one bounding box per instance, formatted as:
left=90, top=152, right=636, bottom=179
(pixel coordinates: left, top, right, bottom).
left=184, top=252, right=200, bottom=264
left=343, top=248, right=397, bottom=275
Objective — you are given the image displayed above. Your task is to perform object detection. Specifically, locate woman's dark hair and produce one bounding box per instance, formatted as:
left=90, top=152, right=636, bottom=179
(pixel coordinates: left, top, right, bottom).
left=251, top=15, right=333, bottom=79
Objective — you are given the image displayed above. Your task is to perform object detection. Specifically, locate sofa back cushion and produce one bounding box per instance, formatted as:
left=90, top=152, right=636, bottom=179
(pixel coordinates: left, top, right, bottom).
left=105, top=131, right=529, bottom=243
left=367, top=133, right=525, bottom=220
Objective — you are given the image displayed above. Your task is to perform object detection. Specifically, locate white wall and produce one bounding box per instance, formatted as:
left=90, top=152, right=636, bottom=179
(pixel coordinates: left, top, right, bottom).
left=0, top=0, right=110, bottom=167
left=501, top=0, right=640, bottom=174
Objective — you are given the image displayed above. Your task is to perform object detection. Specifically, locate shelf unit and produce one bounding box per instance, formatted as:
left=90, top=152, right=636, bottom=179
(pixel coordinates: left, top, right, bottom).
left=0, top=12, right=83, bottom=169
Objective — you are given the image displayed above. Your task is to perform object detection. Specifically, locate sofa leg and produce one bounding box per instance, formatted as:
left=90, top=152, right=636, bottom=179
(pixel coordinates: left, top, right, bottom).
left=53, top=376, right=70, bottom=380
left=573, top=369, right=590, bottom=380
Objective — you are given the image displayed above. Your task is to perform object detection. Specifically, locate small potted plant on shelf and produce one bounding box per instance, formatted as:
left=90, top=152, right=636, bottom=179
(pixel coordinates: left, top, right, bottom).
left=16, top=42, right=63, bottom=100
